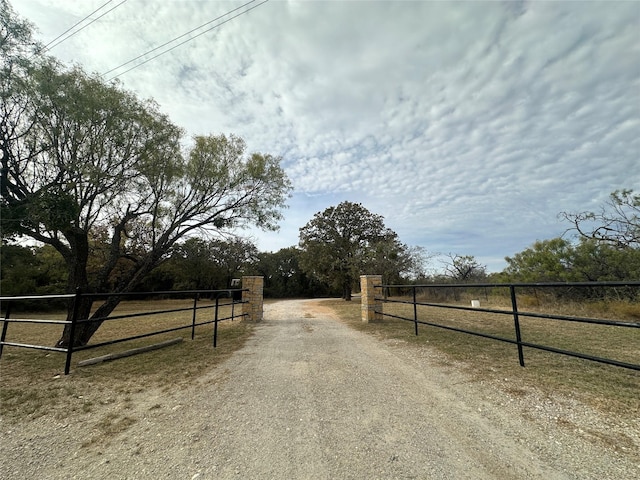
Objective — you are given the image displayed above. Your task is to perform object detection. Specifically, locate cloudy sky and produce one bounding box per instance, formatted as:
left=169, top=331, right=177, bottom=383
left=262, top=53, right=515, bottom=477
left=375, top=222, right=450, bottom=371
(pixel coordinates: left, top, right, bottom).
left=11, top=0, right=640, bottom=272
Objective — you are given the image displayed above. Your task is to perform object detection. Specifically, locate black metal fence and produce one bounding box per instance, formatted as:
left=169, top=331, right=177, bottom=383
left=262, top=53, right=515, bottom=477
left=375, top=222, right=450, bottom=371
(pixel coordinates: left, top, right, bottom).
left=376, top=281, right=640, bottom=371
left=0, top=288, right=247, bottom=375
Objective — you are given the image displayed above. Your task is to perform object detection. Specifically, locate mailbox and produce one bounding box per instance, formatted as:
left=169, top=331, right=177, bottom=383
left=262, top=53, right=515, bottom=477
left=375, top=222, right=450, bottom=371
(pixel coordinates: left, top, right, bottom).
left=230, top=278, right=242, bottom=300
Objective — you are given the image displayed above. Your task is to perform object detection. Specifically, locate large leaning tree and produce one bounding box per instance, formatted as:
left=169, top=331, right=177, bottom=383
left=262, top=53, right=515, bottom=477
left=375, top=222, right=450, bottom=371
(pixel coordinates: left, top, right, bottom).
left=298, top=201, right=412, bottom=300
left=1, top=4, right=292, bottom=346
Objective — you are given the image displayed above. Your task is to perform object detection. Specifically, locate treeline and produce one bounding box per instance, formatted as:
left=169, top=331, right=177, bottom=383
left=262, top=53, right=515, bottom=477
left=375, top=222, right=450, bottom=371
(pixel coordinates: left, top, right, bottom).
left=0, top=239, right=331, bottom=300
left=6, top=234, right=637, bottom=304
left=3, top=192, right=639, bottom=302
left=423, top=189, right=640, bottom=286
left=499, top=237, right=640, bottom=283
left=497, top=189, right=639, bottom=284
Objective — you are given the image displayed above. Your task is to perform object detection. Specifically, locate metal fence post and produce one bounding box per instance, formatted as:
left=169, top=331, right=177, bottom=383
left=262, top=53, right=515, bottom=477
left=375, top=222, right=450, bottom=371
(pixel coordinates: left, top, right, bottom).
left=191, top=293, right=198, bottom=340
left=231, top=296, right=235, bottom=320
left=509, top=285, right=525, bottom=367
left=64, top=288, right=82, bottom=375
left=213, top=295, right=220, bottom=348
left=413, top=286, right=419, bottom=336
left=0, top=302, right=12, bottom=359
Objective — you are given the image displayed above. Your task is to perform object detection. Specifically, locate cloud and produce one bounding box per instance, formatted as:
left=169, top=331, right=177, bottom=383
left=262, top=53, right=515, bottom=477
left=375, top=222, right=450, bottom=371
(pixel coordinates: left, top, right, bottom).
left=12, top=0, right=640, bottom=271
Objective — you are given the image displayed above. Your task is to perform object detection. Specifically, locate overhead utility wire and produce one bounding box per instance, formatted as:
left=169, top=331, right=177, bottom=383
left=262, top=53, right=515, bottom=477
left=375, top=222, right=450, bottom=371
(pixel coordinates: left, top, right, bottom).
left=39, top=0, right=116, bottom=52
left=102, top=0, right=258, bottom=77
left=105, top=0, right=270, bottom=81
left=39, top=0, right=128, bottom=54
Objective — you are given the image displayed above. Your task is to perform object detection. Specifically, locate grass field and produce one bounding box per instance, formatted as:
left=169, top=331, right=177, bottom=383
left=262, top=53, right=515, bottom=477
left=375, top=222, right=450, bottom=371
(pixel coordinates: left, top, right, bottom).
left=0, top=299, right=254, bottom=422
left=1, top=295, right=638, bottom=427
left=325, top=295, right=640, bottom=419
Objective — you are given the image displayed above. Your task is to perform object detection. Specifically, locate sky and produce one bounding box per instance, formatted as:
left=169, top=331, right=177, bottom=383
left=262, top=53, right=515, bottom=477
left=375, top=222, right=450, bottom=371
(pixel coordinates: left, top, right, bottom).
left=11, top=0, right=640, bottom=272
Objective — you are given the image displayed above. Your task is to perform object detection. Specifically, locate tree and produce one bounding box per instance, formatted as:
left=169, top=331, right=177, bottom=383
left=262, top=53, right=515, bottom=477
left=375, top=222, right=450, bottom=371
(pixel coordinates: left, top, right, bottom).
left=1, top=8, right=292, bottom=346
left=298, top=201, right=406, bottom=300
left=364, top=231, right=414, bottom=285
left=441, top=254, right=487, bottom=282
left=403, top=245, right=436, bottom=282
left=1, top=1, right=39, bottom=163
left=570, top=239, right=640, bottom=282
left=157, top=237, right=258, bottom=291
left=1, top=1, right=46, bottom=242
left=255, top=247, right=326, bottom=298
left=162, top=238, right=221, bottom=291
left=1, top=242, right=40, bottom=296
left=502, top=237, right=639, bottom=302
left=560, top=189, right=639, bottom=249
left=207, top=237, right=259, bottom=288
left=503, top=238, right=574, bottom=282
left=502, top=237, right=640, bottom=283
left=1, top=243, right=67, bottom=304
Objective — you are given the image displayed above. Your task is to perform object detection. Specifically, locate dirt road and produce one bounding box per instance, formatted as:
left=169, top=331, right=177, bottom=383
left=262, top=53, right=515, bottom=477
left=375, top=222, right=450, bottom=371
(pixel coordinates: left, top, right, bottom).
left=2, top=299, right=637, bottom=479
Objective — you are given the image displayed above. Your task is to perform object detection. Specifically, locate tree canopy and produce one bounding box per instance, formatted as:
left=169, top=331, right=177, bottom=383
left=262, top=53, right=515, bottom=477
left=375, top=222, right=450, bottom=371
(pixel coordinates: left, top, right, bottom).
left=441, top=254, right=487, bottom=282
left=0, top=6, right=292, bottom=346
left=503, top=238, right=575, bottom=283
left=298, top=201, right=412, bottom=300
left=166, top=237, right=259, bottom=291
left=503, top=237, right=640, bottom=283
left=255, top=247, right=328, bottom=298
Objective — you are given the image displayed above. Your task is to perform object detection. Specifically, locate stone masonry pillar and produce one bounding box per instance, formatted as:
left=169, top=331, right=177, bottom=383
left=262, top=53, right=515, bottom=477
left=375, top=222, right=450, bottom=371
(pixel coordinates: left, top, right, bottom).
left=360, top=275, right=383, bottom=323
left=242, top=276, right=264, bottom=322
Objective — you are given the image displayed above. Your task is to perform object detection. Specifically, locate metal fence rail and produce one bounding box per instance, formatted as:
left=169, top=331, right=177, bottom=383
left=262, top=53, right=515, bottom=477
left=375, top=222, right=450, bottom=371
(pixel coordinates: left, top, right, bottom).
left=376, top=281, right=640, bottom=371
left=0, top=288, right=248, bottom=375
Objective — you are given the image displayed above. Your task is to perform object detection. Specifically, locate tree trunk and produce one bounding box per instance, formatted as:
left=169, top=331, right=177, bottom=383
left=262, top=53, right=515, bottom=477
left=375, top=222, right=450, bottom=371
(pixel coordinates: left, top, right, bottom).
left=56, top=294, right=93, bottom=348
left=342, top=282, right=352, bottom=301
left=56, top=251, right=162, bottom=347
left=56, top=294, right=122, bottom=347
left=56, top=229, right=93, bottom=347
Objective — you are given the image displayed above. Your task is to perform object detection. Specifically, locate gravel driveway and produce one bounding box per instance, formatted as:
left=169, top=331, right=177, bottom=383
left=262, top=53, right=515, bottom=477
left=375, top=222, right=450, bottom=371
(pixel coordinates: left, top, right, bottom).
left=1, top=299, right=638, bottom=479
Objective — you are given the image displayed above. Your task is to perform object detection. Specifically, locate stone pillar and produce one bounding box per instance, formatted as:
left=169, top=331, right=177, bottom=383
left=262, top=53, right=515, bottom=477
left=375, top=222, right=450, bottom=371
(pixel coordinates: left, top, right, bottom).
left=242, top=276, right=264, bottom=322
left=360, top=275, right=383, bottom=323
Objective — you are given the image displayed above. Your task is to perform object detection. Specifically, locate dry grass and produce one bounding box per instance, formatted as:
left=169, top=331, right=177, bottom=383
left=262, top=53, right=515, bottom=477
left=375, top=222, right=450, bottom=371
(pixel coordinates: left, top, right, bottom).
left=2, top=294, right=638, bottom=428
left=325, top=296, right=640, bottom=418
left=0, top=299, right=254, bottom=423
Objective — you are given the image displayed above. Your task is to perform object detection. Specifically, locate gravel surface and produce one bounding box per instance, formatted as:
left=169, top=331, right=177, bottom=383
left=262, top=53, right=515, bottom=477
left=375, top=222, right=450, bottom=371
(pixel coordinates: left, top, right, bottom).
left=1, top=299, right=638, bottom=479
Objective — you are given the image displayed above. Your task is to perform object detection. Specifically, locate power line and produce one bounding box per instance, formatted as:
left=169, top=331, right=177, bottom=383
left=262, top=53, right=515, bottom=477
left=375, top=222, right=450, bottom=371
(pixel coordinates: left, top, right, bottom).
left=105, top=0, right=270, bottom=81
left=102, top=0, right=258, bottom=77
left=41, top=0, right=116, bottom=51
left=39, top=0, right=128, bottom=54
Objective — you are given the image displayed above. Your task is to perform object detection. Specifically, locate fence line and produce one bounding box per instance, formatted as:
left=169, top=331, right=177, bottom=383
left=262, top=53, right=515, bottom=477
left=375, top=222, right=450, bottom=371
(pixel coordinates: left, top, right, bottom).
left=374, top=281, right=640, bottom=371
left=0, top=288, right=248, bottom=375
